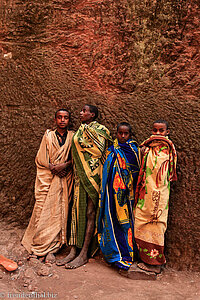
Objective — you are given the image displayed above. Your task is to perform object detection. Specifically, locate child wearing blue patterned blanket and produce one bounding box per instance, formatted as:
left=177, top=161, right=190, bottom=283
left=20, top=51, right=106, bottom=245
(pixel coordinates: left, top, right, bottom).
left=98, top=122, right=140, bottom=270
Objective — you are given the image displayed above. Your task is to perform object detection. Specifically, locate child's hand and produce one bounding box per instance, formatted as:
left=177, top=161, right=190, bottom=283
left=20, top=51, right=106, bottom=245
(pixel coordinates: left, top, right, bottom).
left=65, top=160, right=72, bottom=169
left=49, top=161, right=72, bottom=177
left=140, top=146, right=147, bottom=157
left=57, top=169, right=68, bottom=178
left=49, top=163, right=56, bottom=174
left=53, top=163, right=67, bottom=174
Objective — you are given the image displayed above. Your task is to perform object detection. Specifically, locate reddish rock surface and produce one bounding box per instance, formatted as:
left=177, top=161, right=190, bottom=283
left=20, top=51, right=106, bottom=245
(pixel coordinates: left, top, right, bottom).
left=0, top=0, right=199, bottom=271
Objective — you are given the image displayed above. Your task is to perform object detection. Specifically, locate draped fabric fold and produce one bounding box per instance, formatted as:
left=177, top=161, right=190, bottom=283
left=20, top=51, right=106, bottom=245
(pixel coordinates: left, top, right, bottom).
left=70, top=121, right=112, bottom=249
left=22, top=130, right=74, bottom=256
left=98, top=139, right=140, bottom=270
left=134, top=135, right=177, bottom=265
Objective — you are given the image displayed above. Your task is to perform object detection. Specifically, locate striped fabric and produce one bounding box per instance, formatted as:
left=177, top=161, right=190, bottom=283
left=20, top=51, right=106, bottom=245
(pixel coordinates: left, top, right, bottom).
left=69, top=121, right=112, bottom=249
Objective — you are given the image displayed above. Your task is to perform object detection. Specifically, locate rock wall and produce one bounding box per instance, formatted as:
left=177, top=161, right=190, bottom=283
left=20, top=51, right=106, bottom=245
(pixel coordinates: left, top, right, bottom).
left=0, top=0, right=199, bottom=271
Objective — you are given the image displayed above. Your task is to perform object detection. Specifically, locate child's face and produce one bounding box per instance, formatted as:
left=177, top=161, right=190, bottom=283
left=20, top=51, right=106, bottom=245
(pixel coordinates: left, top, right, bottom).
left=117, top=126, right=131, bottom=143
left=55, top=111, right=70, bottom=130
left=80, top=105, right=95, bottom=124
left=152, top=123, right=169, bottom=136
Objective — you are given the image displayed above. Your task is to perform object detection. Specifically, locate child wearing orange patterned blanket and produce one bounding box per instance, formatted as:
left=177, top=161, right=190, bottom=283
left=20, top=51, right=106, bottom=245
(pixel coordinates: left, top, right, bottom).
left=134, top=120, right=177, bottom=274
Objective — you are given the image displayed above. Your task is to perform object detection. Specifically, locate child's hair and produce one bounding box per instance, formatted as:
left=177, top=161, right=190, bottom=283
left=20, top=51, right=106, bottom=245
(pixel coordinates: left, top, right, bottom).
left=85, top=104, right=98, bottom=120
left=117, top=122, right=132, bottom=133
left=153, top=119, right=169, bottom=130
left=55, top=108, right=71, bottom=120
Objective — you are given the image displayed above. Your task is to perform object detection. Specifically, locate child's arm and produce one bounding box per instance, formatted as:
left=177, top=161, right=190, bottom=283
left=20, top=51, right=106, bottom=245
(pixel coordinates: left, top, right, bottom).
left=35, top=130, right=50, bottom=169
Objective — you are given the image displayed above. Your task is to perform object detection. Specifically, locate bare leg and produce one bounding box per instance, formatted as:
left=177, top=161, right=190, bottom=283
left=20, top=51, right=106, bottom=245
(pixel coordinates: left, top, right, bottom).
left=56, top=246, right=77, bottom=266
left=65, top=198, right=95, bottom=269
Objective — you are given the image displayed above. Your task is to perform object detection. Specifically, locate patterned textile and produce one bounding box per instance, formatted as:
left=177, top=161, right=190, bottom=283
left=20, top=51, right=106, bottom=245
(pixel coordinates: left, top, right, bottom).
left=70, top=121, right=112, bottom=249
left=98, top=139, right=140, bottom=270
left=22, top=130, right=74, bottom=256
left=134, top=135, right=177, bottom=265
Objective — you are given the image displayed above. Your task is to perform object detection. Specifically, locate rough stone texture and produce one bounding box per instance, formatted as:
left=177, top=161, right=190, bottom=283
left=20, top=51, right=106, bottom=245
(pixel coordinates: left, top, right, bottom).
left=0, top=222, right=199, bottom=299
left=0, top=1, right=199, bottom=271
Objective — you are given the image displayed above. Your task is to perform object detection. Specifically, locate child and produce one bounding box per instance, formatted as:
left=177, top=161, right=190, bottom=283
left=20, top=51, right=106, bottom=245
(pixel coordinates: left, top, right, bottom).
left=98, top=122, right=140, bottom=270
left=57, top=104, right=112, bottom=269
left=134, top=120, right=177, bottom=274
left=22, top=109, right=74, bottom=263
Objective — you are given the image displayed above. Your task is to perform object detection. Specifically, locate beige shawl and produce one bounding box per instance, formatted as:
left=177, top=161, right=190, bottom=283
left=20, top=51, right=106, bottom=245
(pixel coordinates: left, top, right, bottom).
left=22, top=129, right=74, bottom=256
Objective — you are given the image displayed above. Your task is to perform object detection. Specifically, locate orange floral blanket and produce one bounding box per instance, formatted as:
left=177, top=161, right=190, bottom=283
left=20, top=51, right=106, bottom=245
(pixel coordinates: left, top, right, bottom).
left=134, top=136, right=177, bottom=265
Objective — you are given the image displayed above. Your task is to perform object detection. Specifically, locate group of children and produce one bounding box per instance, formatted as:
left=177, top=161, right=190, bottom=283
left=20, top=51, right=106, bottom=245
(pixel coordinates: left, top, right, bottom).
left=22, top=105, right=177, bottom=275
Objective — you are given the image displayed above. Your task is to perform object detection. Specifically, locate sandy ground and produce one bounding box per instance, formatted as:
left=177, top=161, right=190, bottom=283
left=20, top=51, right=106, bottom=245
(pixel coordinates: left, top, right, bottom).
left=0, top=221, right=199, bottom=300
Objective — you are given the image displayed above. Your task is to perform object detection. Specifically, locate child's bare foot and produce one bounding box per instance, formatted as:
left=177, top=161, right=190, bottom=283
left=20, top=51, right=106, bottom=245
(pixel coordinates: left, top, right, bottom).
left=27, top=254, right=37, bottom=260
left=56, top=247, right=77, bottom=266
left=137, top=262, right=161, bottom=274
left=65, top=255, right=88, bottom=269
left=38, top=256, right=45, bottom=262
left=45, top=253, right=56, bottom=264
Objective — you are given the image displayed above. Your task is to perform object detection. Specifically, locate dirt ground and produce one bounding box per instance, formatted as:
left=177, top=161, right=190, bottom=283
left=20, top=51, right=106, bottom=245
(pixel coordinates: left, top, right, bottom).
left=0, top=221, right=199, bottom=300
